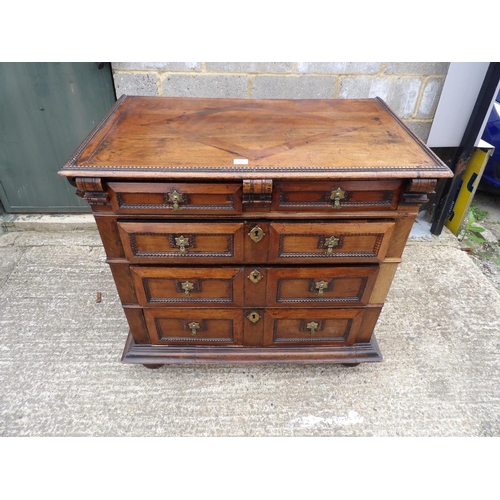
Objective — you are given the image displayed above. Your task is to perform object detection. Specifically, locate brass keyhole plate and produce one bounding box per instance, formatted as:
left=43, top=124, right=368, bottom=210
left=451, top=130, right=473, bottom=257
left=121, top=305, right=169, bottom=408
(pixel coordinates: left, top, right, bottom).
left=247, top=311, right=261, bottom=323
left=248, top=225, right=265, bottom=243
left=247, top=269, right=263, bottom=284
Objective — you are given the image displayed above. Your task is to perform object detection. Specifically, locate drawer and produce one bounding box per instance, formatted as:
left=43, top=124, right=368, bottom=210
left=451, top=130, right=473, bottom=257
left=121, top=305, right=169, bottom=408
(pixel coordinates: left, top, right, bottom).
left=268, top=221, right=395, bottom=263
left=272, top=180, right=403, bottom=212
left=129, top=265, right=377, bottom=308
left=262, top=308, right=370, bottom=346
left=144, top=308, right=244, bottom=345
left=108, top=182, right=242, bottom=215
left=118, top=220, right=394, bottom=264
left=117, top=222, right=245, bottom=264
left=266, top=266, right=379, bottom=307
left=130, top=267, right=245, bottom=306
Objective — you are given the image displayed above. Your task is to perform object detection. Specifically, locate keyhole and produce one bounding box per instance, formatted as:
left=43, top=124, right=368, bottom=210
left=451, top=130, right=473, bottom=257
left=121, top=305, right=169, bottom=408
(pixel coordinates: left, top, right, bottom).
left=248, top=225, right=265, bottom=243
left=247, top=311, right=261, bottom=323
left=247, top=269, right=263, bottom=284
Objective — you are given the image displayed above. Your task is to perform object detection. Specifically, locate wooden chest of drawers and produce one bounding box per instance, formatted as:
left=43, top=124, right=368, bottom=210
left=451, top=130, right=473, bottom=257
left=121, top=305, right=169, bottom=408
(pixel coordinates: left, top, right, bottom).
left=59, top=96, right=452, bottom=367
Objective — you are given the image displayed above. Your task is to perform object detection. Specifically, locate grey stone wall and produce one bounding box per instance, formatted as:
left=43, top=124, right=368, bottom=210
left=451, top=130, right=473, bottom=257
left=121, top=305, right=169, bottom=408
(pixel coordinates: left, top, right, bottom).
left=111, top=62, right=450, bottom=142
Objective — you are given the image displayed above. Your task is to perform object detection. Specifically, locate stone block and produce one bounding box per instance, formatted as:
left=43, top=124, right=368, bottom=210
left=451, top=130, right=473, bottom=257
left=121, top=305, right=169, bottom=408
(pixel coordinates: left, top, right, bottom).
left=417, top=77, right=445, bottom=119
left=206, top=62, right=293, bottom=73
left=385, top=62, right=450, bottom=75
left=162, top=74, right=248, bottom=98
left=339, top=76, right=422, bottom=118
left=297, top=62, right=381, bottom=74
left=112, top=62, right=201, bottom=71
left=251, top=76, right=336, bottom=99
left=113, top=73, right=159, bottom=98
left=403, top=120, right=432, bottom=142
left=338, top=76, right=387, bottom=99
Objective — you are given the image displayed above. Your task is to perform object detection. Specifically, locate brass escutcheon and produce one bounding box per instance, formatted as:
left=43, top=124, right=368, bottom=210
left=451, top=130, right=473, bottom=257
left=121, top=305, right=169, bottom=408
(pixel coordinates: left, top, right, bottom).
left=247, top=269, right=263, bottom=284
left=175, top=235, right=190, bottom=254
left=181, top=280, right=194, bottom=296
left=168, top=189, right=185, bottom=211
left=324, top=235, right=339, bottom=255
left=330, top=187, right=346, bottom=209
left=248, top=225, right=265, bottom=243
left=247, top=311, right=261, bottom=324
left=314, top=280, right=329, bottom=296
left=306, top=321, right=319, bottom=335
left=188, top=321, right=200, bottom=336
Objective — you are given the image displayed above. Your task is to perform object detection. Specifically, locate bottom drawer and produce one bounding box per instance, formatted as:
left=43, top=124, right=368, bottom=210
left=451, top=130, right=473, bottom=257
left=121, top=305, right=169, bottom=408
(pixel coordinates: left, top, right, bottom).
left=144, top=308, right=244, bottom=346
left=141, top=306, right=380, bottom=348
left=262, top=308, right=364, bottom=347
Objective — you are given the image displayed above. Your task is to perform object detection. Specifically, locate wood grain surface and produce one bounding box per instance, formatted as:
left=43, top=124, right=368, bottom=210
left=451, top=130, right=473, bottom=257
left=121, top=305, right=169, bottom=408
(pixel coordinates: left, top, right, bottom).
left=60, top=96, right=452, bottom=180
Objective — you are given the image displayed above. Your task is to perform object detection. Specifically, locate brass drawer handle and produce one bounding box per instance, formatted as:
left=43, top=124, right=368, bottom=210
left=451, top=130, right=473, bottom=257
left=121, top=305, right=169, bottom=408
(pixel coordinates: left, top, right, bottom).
left=314, top=280, right=329, bottom=296
left=248, top=225, right=265, bottom=243
left=175, top=235, right=190, bottom=254
left=306, top=321, right=319, bottom=335
left=168, top=189, right=185, bottom=210
left=324, top=235, right=339, bottom=254
left=181, top=280, right=194, bottom=296
left=330, top=187, right=346, bottom=209
left=188, top=321, right=200, bottom=336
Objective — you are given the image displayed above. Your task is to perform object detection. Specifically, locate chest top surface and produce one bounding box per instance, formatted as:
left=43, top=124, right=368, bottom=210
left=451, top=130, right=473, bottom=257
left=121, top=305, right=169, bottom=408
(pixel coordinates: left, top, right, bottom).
left=59, top=95, right=452, bottom=181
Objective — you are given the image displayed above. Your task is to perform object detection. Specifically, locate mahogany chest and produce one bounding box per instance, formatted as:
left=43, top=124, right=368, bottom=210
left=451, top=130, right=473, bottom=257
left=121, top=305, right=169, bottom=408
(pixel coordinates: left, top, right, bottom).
left=59, top=96, right=452, bottom=367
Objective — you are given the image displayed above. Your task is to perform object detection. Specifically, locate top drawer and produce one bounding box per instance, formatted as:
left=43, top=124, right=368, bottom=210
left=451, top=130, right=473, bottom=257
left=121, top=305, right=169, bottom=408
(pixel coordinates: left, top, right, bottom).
left=108, top=182, right=242, bottom=215
left=272, top=180, right=403, bottom=212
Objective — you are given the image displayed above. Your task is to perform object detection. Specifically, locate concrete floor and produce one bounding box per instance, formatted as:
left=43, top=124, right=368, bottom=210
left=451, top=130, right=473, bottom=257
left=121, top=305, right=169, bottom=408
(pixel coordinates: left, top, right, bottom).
left=0, top=224, right=499, bottom=436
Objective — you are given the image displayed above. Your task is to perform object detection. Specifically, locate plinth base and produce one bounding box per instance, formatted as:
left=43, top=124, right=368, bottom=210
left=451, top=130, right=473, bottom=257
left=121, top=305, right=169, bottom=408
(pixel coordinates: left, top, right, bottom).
left=121, top=332, right=383, bottom=366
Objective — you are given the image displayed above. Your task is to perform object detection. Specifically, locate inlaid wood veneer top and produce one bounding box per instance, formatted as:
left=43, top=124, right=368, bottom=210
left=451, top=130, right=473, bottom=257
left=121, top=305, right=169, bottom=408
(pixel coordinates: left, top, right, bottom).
left=60, top=95, right=452, bottom=180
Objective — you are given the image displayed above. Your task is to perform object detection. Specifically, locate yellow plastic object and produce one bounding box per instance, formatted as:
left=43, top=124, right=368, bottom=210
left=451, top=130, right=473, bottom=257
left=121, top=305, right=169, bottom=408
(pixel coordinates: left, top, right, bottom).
left=445, top=146, right=494, bottom=235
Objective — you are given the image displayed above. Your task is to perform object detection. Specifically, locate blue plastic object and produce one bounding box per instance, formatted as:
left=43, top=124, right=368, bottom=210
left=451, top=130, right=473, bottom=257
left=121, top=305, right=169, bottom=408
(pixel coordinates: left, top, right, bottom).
left=480, top=88, right=500, bottom=192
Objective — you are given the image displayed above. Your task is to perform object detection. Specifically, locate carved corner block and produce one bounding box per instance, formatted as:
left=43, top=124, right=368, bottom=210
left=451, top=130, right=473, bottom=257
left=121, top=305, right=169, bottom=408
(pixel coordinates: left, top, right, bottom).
left=242, top=179, right=273, bottom=211
left=400, top=178, right=437, bottom=205
left=75, top=177, right=110, bottom=206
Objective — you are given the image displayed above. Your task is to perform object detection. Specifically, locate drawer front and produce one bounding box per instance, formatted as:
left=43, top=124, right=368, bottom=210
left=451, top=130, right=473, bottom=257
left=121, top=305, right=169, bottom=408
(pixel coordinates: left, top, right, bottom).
left=129, top=265, right=378, bottom=308
left=262, top=308, right=365, bottom=346
left=108, top=182, right=242, bottom=215
left=272, top=180, right=403, bottom=212
left=268, top=221, right=395, bottom=263
left=144, top=308, right=244, bottom=345
left=266, top=266, right=379, bottom=307
left=118, top=222, right=244, bottom=264
left=130, top=267, right=245, bottom=306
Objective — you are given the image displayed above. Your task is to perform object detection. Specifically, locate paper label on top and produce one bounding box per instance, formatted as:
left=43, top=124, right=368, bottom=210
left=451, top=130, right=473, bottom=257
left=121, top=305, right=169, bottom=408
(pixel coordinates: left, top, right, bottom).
left=233, top=158, right=249, bottom=165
